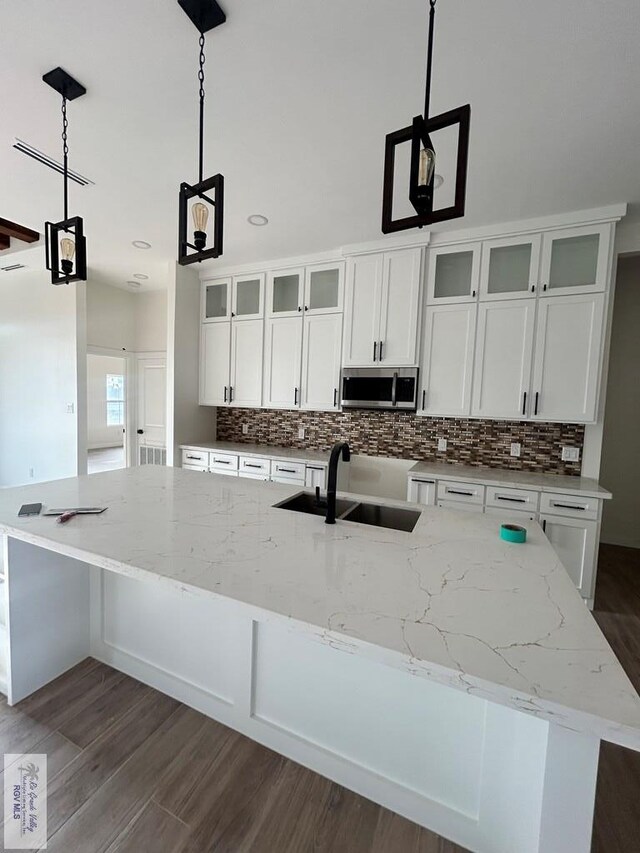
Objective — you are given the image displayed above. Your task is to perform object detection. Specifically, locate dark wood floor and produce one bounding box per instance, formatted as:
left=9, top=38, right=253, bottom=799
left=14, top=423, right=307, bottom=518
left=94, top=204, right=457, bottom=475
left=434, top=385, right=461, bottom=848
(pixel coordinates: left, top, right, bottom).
left=0, top=543, right=637, bottom=852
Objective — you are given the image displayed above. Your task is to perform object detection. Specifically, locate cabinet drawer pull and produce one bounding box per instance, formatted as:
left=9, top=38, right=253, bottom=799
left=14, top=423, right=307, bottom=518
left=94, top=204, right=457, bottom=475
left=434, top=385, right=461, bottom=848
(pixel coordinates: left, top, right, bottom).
left=307, top=466, right=324, bottom=471
left=412, top=479, right=435, bottom=484
left=278, top=467, right=296, bottom=474
left=213, top=458, right=231, bottom=465
left=186, top=455, right=202, bottom=461
left=534, top=391, right=539, bottom=415
left=333, top=387, right=337, bottom=406
left=496, top=495, right=526, bottom=503
left=522, top=391, right=527, bottom=416
left=229, top=386, right=233, bottom=403
left=373, top=341, right=377, bottom=361
left=422, top=389, right=426, bottom=410
left=447, top=488, right=474, bottom=497
left=223, top=386, right=227, bottom=403
left=542, top=519, right=547, bottom=533
left=245, top=463, right=263, bottom=469
left=379, top=340, right=384, bottom=360
left=294, top=387, right=299, bottom=405
left=551, top=502, right=586, bottom=511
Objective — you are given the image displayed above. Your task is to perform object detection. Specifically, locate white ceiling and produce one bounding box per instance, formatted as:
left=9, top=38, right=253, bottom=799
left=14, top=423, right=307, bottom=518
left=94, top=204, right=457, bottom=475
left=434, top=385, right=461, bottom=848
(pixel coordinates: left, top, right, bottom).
left=1, top=0, right=640, bottom=290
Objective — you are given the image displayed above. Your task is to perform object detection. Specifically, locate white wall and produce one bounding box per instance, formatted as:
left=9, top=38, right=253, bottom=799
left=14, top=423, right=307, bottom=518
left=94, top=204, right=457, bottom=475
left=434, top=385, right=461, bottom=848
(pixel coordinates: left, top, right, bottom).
left=87, top=354, right=126, bottom=450
left=135, top=291, right=167, bottom=353
left=166, top=263, right=214, bottom=465
left=600, top=256, right=640, bottom=548
left=86, top=280, right=136, bottom=352
left=0, top=270, right=85, bottom=487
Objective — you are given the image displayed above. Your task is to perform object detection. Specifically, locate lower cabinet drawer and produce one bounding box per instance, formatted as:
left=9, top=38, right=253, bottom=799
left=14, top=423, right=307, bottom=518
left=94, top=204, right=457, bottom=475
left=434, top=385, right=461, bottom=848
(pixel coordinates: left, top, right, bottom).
left=485, top=486, right=539, bottom=512
left=271, top=475, right=305, bottom=486
left=210, top=452, right=239, bottom=472
left=239, top=456, right=271, bottom=477
left=484, top=505, right=537, bottom=522
left=437, top=481, right=485, bottom=505
left=240, top=472, right=271, bottom=481
left=272, top=460, right=306, bottom=480
left=182, top=463, right=208, bottom=473
left=210, top=468, right=239, bottom=478
left=540, top=492, right=599, bottom=521
left=437, top=499, right=484, bottom=514
left=182, top=449, right=210, bottom=467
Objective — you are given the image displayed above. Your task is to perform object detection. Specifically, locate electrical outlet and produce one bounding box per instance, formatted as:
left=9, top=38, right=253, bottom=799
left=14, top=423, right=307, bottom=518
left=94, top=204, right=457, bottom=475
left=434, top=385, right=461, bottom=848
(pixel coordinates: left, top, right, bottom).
left=298, top=427, right=305, bottom=440
left=437, top=438, right=447, bottom=452
left=561, top=446, right=580, bottom=463
left=241, top=423, right=249, bottom=436
left=510, top=442, right=521, bottom=458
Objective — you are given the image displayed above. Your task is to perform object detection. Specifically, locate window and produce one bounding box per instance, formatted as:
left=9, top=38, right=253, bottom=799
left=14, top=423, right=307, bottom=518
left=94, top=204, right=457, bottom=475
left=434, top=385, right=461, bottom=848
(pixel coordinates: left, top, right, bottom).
left=106, top=374, right=125, bottom=426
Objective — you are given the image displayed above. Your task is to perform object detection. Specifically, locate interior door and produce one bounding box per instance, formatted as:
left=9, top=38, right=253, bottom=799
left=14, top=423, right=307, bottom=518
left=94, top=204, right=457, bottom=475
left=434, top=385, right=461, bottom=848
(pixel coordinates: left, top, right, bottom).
left=471, top=299, right=535, bottom=419
left=419, top=303, right=476, bottom=417
left=199, top=322, right=231, bottom=406
left=137, top=356, right=167, bottom=452
left=230, top=319, right=263, bottom=407
left=378, top=248, right=422, bottom=365
left=263, top=316, right=303, bottom=408
left=343, top=254, right=384, bottom=366
left=530, top=294, right=604, bottom=422
left=301, top=313, right=342, bottom=411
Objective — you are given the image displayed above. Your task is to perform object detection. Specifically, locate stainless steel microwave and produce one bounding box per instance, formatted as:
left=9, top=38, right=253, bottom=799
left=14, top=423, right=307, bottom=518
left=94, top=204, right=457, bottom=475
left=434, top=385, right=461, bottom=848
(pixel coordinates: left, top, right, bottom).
left=340, top=367, right=419, bottom=411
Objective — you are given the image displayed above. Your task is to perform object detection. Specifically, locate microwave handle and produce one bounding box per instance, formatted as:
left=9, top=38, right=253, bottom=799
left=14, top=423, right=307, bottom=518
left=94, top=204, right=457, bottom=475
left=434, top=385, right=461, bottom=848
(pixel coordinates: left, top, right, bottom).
left=391, top=371, right=398, bottom=407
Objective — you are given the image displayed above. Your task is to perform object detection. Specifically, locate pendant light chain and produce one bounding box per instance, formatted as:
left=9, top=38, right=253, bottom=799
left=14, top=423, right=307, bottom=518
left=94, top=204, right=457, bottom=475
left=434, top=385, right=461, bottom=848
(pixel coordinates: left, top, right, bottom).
left=424, top=0, right=436, bottom=121
left=198, top=31, right=206, bottom=183
left=61, top=95, right=69, bottom=221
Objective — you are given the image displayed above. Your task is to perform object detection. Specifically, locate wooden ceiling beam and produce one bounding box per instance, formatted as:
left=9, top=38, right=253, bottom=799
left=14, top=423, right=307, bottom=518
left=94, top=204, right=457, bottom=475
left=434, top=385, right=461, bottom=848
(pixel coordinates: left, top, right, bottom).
left=0, top=218, right=40, bottom=243
left=0, top=234, right=10, bottom=251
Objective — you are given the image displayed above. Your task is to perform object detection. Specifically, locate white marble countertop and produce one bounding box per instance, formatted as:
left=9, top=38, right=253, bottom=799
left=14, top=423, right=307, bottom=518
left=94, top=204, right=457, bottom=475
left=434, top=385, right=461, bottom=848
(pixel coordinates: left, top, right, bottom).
left=180, top=440, right=330, bottom=465
left=0, top=467, right=637, bottom=749
left=408, top=460, right=612, bottom=499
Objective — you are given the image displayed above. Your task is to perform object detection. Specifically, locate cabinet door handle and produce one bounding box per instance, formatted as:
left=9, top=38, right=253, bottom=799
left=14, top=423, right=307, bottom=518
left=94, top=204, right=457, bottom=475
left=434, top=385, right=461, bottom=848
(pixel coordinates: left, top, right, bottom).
left=447, top=488, right=474, bottom=497
left=224, top=386, right=228, bottom=403
left=534, top=391, right=539, bottom=416
left=298, top=306, right=302, bottom=312
left=542, top=519, right=547, bottom=533
left=522, top=390, right=527, bottom=416
left=496, top=495, right=526, bottom=503
left=379, top=340, right=384, bottom=360
left=543, top=284, right=548, bottom=292
left=550, top=502, right=586, bottom=511
left=373, top=341, right=377, bottom=361
left=307, top=466, right=324, bottom=471
left=422, top=389, right=426, bottom=410
left=531, top=285, right=535, bottom=293
left=294, top=387, right=298, bottom=405
left=472, top=290, right=476, bottom=298
left=229, top=386, right=233, bottom=403
left=333, top=387, right=337, bottom=406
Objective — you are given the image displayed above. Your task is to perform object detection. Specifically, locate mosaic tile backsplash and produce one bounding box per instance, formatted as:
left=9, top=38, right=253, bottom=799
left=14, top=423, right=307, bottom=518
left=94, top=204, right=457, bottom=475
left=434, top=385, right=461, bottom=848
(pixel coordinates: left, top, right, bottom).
left=216, top=409, right=585, bottom=475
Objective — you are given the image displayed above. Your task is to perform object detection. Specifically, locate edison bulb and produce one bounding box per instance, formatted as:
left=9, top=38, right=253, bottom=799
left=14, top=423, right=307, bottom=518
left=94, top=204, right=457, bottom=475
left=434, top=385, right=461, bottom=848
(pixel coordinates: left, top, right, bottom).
left=60, top=237, right=76, bottom=275
left=418, top=147, right=436, bottom=187
left=192, top=202, right=209, bottom=251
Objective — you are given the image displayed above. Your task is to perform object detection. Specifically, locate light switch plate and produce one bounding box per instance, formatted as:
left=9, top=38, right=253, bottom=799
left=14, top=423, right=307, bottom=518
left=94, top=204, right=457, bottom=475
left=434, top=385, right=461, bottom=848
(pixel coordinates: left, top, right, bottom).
left=437, top=438, right=447, bottom=452
left=298, top=427, right=305, bottom=440
left=562, top=446, right=580, bottom=462
left=242, top=423, right=249, bottom=435
left=510, top=442, right=521, bottom=458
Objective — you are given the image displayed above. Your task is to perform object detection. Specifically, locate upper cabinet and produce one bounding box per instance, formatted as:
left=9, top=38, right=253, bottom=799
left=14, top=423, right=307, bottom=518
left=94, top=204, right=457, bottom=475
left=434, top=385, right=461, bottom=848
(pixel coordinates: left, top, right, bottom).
left=343, top=248, right=422, bottom=367
left=268, top=268, right=305, bottom=318
left=479, top=235, right=541, bottom=301
left=539, top=224, right=612, bottom=296
left=418, top=303, right=476, bottom=417
left=232, top=274, right=264, bottom=320
left=304, top=262, right=344, bottom=315
left=427, top=243, right=481, bottom=304
left=202, top=278, right=231, bottom=322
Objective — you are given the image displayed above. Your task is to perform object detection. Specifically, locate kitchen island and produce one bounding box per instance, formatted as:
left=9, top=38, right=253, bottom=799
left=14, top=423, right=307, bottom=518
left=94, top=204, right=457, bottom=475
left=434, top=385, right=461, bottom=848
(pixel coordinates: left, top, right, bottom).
left=1, top=467, right=639, bottom=853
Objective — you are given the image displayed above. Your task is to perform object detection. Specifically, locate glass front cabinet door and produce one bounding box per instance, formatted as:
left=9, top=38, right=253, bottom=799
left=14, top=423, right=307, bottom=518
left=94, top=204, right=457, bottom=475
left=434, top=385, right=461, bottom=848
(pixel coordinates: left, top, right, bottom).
left=427, top=243, right=481, bottom=303
left=304, top=262, right=344, bottom=314
left=539, top=224, right=611, bottom=296
left=232, top=273, right=265, bottom=320
left=268, top=268, right=304, bottom=317
left=202, top=278, right=231, bottom=322
left=479, top=235, right=541, bottom=300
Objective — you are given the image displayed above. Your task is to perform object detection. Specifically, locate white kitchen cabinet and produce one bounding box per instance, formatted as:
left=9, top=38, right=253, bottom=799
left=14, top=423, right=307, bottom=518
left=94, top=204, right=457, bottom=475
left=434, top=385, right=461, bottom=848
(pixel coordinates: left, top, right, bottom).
left=539, top=224, right=611, bottom=296
left=305, top=465, right=328, bottom=490
left=343, top=248, right=421, bottom=366
left=540, top=514, right=599, bottom=601
left=471, top=299, right=535, bottom=419
left=263, top=316, right=303, bottom=408
left=418, top=303, right=476, bottom=417
left=230, top=319, right=263, bottom=407
left=301, top=313, right=342, bottom=411
left=426, top=243, right=481, bottom=304
left=484, top=506, right=537, bottom=522
left=199, top=322, right=231, bottom=406
left=271, top=460, right=306, bottom=482
left=202, top=278, right=231, bottom=322
left=479, top=235, right=541, bottom=301
left=304, top=262, right=344, bottom=315
left=530, top=294, right=604, bottom=422
left=437, top=499, right=484, bottom=513
left=407, top=477, right=437, bottom=506
left=268, top=268, right=305, bottom=317
left=239, top=456, right=271, bottom=478
left=232, top=274, right=264, bottom=320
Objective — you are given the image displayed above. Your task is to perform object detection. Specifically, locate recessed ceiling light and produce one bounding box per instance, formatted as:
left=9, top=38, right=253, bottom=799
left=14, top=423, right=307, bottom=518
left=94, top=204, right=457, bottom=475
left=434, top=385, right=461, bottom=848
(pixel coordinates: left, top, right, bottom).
left=247, top=214, right=268, bottom=226
left=126, top=280, right=141, bottom=288
left=133, top=273, right=149, bottom=280
left=132, top=240, right=151, bottom=249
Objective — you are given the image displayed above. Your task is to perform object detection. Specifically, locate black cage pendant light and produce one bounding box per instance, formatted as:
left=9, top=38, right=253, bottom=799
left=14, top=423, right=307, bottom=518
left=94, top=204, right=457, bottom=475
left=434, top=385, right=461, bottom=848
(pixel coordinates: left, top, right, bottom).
left=178, top=0, right=226, bottom=265
left=43, top=67, right=87, bottom=285
left=382, top=0, right=471, bottom=234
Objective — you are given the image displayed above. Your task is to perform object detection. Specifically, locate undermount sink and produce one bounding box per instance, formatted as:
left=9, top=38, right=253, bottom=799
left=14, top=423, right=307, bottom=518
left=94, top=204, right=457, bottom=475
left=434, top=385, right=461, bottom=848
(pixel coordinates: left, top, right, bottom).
left=342, top=502, right=422, bottom=533
left=275, top=492, right=357, bottom=518
left=275, top=493, right=421, bottom=532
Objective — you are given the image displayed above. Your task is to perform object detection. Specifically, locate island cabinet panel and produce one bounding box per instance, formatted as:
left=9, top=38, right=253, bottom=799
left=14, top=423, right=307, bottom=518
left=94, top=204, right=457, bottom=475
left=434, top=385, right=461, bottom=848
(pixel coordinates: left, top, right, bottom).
left=540, top=515, right=599, bottom=600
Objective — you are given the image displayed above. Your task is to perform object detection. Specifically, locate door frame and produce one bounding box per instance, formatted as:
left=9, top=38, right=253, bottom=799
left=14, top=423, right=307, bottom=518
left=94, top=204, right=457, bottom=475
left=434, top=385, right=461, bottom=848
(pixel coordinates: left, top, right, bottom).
left=86, top=346, right=135, bottom=471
